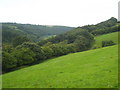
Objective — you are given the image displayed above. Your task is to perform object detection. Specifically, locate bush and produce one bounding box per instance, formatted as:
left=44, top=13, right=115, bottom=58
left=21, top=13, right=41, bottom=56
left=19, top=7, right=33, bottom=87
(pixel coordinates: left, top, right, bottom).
left=41, top=46, right=54, bottom=59
left=2, top=44, right=14, bottom=53
left=16, top=42, right=45, bottom=61
left=13, top=36, right=30, bottom=47
left=102, top=40, right=115, bottom=47
left=12, top=48, right=35, bottom=66
left=2, top=52, right=17, bottom=72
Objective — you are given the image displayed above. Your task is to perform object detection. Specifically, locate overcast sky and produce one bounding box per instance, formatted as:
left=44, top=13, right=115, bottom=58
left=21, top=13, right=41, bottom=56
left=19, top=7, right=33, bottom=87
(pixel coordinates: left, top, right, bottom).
left=0, top=0, right=119, bottom=27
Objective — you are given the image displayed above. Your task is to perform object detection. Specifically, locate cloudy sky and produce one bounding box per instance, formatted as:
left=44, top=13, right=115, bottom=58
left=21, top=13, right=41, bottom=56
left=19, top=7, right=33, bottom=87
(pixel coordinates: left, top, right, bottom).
left=0, top=0, right=119, bottom=27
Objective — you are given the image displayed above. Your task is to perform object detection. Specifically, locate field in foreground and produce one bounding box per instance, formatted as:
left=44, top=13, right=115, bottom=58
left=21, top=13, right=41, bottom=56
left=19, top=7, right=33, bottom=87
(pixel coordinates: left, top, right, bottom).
left=2, top=45, right=118, bottom=88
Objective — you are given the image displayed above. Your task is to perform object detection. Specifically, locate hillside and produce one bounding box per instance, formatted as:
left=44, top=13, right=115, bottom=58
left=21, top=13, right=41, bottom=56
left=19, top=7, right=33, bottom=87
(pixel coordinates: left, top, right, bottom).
left=2, top=17, right=119, bottom=44
left=93, top=32, right=119, bottom=48
left=2, top=45, right=118, bottom=88
left=38, top=17, right=119, bottom=46
left=2, top=23, right=74, bottom=43
left=80, top=17, right=117, bottom=33
left=2, top=17, right=119, bottom=88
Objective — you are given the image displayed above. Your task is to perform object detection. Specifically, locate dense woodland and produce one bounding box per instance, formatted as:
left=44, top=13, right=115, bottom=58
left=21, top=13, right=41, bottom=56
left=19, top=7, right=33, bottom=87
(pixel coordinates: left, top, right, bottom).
left=2, top=23, right=74, bottom=43
left=2, top=17, right=120, bottom=73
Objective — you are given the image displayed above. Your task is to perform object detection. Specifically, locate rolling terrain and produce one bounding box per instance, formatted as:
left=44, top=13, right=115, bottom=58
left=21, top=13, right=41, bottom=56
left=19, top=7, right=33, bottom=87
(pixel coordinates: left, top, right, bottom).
left=2, top=45, right=118, bottom=88
left=93, top=32, right=119, bottom=48
left=2, top=17, right=119, bottom=88
left=2, top=23, right=74, bottom=43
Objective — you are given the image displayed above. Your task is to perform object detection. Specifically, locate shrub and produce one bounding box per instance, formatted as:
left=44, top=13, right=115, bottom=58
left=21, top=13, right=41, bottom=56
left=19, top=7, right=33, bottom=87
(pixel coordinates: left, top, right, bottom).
left=13, top=36, right=30, bottom=47
left=16, top=42, right=45, bottom=61
left=102, top=40, right=115, bottom=47
left=41, top=46, right=54, bottom=59
left=12, top=48, right=35, bottom=66
left=2, top=52, right=17, bottom=72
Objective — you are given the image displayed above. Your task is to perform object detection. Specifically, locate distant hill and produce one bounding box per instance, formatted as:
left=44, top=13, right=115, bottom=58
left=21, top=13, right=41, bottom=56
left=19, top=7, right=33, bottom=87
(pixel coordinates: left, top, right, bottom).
left=2, top=23, right=74, bottom=43
left=2, top=17, right=119, bottom=45
left=38, top=17, right=119, bottom=46
left=80, top=17, right=117, bottom=32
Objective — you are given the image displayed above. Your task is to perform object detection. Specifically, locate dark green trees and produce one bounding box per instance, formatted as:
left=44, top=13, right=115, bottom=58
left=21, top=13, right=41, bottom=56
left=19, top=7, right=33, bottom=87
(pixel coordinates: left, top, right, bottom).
left=13, top=36, right=30, bottom=47
left=2, top=44, right=17, bottom=72
left=13, top=48, right=35, bottom=66
left=42, top=46, right=53, bottom=59
left=74, top=36, right=88, bottom=51
left=102, top=40, right=115, bottom=47
left=16, top=42, right=45, bottom=62
left=2, top=52, right=17, bottom=72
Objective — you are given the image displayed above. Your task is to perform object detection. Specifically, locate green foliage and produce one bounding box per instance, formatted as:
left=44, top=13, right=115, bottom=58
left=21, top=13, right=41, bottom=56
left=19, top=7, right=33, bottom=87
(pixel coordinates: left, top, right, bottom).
left=38, top=28, right=94, bottom=46
left=41, top=46, right=53, bottom=59
left=93, top=32, right=119, bottom=48
left=2, top=23, right=74, bottom=43
left=77, top=17, right=118, bottom=36
left=74, top=36, right=90, bottom=51
left=2, top=44, right=13, bottom=53
left=2, top=17, right=118, bottom=45
left=66, top=44, right=77, bottom=53
left=12, top=48, right=35, bottom=66
left=37, top=28, right=95, bottom=60
left=102, top=40, right=115, bottom=47
left=2, top=27, right=95, bottom=73
left=13, top=36, right=30, bottom=47
left=2, top=52, right=17, bottom=71
left=91, top=24, right=120, bottom=36
left=16, top=42, right=45, bottom=61
left=2, top=17, right=119, bottom=88
left=2, top=44, right=16, bottom=72
left=2, top=17, right=118, bottom=73
left=2, top=29, right=25, bottom=43
left=81, top=17, right=117, bottom=33
left=2, top=45, right=118, bottom=88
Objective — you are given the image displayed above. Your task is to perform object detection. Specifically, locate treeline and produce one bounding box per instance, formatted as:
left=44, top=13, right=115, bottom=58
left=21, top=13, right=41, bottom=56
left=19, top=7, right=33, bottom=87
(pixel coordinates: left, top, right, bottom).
left=80, top=17, right=119, bottom=36
left=91, top=24, right=120, bottom=36
left=2, top=29, right=94, bottom=73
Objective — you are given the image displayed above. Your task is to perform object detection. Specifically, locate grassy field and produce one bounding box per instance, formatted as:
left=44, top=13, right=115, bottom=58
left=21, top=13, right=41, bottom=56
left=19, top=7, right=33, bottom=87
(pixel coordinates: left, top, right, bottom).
left=93, top=32, right=119, bottom=48
left=2, top=45, right=118, bottom=88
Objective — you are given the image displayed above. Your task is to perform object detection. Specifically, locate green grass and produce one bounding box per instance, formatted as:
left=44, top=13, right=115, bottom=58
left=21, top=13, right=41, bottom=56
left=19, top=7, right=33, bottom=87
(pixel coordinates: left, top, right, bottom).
left=2, top=45, right=118, bottom=88
left=93, top=32, right=119, bottom=48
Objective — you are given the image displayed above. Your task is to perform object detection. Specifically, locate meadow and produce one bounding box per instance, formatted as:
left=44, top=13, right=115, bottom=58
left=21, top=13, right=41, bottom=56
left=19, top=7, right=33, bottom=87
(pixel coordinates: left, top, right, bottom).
left=93, top=32, right=119, bottom=48
left=2, top=45, right=118, bottom=88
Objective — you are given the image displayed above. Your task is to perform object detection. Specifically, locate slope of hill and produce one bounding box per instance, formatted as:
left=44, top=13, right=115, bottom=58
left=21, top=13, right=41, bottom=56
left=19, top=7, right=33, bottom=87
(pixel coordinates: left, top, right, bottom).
left=2, top=23, right=74, bottom=43
left=2, top=17, right=119, bottom=44
left=38, top=17, right=119, bottom=46
left=80, top=17, right=117, bottom=32
left=93, top=32, right=119, bottom=48
left=2, top=45, right=118, bottom=88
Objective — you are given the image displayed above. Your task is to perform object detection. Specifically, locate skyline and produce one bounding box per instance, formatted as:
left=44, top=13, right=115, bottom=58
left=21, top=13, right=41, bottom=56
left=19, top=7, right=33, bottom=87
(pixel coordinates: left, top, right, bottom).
left=0, top=0, right=119, bottom=27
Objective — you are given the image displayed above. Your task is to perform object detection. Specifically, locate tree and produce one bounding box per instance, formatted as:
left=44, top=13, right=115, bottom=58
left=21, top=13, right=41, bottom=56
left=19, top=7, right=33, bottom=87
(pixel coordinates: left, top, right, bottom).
left=2, top=52, right=17, bottom=72
left=41, top=46, right=53, bottom=59
left=102, top=40, right=115, bottom=47
left=2, top=44, right=14, bottom=53
left=13, top=36, right=30, bottom=47
left=74, top=36, right=93, bottom=52
left=13, top=48, right=35, bottom=66
left=16, top=42, right=45, bottom=62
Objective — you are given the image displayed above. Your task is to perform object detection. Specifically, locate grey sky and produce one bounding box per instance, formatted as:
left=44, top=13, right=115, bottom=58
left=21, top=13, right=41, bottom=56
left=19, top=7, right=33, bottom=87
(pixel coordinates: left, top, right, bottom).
left=0, top=0, right=119, bottom=27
